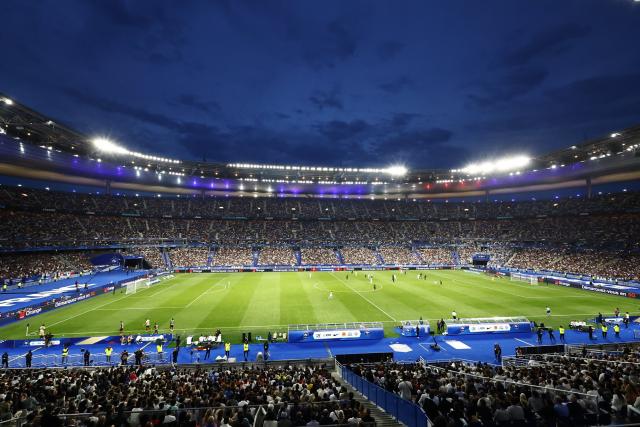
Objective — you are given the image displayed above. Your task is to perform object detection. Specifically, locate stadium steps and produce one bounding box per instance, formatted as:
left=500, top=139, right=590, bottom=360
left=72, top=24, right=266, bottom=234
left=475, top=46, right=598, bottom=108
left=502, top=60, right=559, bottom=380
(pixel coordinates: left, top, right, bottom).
left=331, top=372, right=406, bottom=427
left=505, top=251, right=518, bottom=266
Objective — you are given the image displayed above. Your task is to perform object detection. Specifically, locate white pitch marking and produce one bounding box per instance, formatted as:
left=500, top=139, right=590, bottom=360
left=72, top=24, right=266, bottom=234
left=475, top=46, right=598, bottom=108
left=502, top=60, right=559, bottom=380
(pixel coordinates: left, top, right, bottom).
left=330, top=273, right=397, bottom=321
left=514, top=337, right=534, bottom=347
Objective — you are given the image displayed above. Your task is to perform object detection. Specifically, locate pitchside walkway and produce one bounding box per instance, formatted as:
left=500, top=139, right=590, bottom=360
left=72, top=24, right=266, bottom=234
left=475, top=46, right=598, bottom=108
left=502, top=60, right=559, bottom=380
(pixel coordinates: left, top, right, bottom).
left=0, top=269, right=148, bottom=313
left=1, top=320, right=639, bottom=368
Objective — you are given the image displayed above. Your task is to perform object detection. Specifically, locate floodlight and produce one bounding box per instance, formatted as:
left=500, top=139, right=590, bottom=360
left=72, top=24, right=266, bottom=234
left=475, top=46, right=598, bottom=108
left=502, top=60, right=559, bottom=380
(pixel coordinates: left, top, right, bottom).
left=385, top=165, right=408, bottom=176
left=459, top=155, right=530, bottom=175
left=1, top=98, right=13, bottom=105
left=92, top=137, right=128, bottom=154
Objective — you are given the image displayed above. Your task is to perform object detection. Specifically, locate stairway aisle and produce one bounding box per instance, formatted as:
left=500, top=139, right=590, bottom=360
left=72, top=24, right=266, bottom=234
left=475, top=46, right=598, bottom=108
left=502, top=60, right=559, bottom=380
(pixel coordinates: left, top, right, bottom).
left=331, top=371, right=407, bottom=427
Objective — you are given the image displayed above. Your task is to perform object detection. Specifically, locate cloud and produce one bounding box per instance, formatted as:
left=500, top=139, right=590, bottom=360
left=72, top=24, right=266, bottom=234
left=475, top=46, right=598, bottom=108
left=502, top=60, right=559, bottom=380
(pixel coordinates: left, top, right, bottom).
left=172, top=94, right=221, bottom=114
left=374, top=128, right=453, bottom=154
left=503, top=23, right=591, bottom=67
left=466, top=72, right=640, bottom=139
left=370, top=128, right=465, bottom=167
left=544, top=72, right=640, bottom=122
left=390, top=113, right=419, bottom=129
left=309, top=88, right=344, bottom=110
left=301, top=20, right=357, bottom=69
left=377, top=41, right=405, bottom=61
left=60, top=84, right=463, bottom=167
left=88, top=2, right=188, bottom=65
left=468, top=66, right=547, bottom=107
left=378, top=76, right=413, bottom=94
left=315, top=119, right=369, bottom=141
left=62, top=87, right=182, bottom=131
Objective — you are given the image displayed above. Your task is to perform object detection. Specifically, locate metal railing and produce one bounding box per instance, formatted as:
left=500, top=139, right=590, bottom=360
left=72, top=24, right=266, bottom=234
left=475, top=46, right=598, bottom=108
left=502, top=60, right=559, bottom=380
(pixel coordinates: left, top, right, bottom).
left=4, top=351, right=172, bottom=369
left=3, top=355, right=333, bottom=370
left=337, top=361, right=430, bottom=427
left=517, top=352, right=640, bottom=367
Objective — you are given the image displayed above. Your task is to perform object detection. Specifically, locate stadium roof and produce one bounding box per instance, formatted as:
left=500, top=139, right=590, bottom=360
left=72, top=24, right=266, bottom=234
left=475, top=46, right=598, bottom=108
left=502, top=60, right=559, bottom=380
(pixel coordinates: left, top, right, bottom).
left=1, top=93, right=639, bottom=198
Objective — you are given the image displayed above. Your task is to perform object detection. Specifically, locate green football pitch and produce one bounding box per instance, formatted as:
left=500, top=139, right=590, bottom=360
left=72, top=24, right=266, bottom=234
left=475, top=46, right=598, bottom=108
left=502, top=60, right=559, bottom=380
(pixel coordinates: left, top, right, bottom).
left=1, top=270, right=637, bottom=342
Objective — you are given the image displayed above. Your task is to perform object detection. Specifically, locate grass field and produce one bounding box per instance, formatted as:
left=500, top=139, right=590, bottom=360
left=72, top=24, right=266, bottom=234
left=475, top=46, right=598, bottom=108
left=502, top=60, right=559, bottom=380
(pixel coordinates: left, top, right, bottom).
left=1, top=270, right=637, bottom=342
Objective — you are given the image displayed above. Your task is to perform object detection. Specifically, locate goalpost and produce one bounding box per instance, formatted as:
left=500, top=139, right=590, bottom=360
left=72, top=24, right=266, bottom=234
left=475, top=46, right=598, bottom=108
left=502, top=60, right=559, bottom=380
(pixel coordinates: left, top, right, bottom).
left=510, top=272, right=539, bottom=285
left=125, top=278, right=151, bottom=294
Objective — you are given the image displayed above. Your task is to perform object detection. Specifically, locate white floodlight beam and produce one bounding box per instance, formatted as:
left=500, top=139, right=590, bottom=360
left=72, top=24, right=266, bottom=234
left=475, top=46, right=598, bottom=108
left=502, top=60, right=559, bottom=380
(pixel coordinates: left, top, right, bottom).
left=385, top=165, right=408, bottom=176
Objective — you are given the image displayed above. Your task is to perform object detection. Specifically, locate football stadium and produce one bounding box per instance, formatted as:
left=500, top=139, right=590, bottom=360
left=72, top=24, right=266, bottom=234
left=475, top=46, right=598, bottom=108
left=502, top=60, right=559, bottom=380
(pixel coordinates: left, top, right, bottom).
left=2, top=2, right=640, bottom=426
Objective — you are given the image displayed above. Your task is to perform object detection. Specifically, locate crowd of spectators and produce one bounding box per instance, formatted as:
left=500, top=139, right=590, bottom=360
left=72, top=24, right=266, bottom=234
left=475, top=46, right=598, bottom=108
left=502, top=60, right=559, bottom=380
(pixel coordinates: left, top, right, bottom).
left=340, top=248, right=379, bottom=265
left=127, top=247, right=165, bottom=269
left=258, top=248, right=296, bottom=265
left=3, top=185, right=639, bottom=221
left=1, top=210, right=639, bottom=250
left=506, top=249, right=640, bottom=281
left=169, top=248, right=210, bottom=268
left=455, top=246, right=476, bottom=265
left=0, top=251, right=93, bottom=282
left=377, top=247, right=417, bottom=265
left=416, top=248, right=453, bottom=265
left=1, top=244, right=639, bottom=280
left=0, top=363, right=377, bottom=427
left=350, top=350, right=640, bottom=427
left=300, top=248, right=339, bottom=265
left=2, top=185, right=640, bottom=279
left=212, top=248, right=254, bottom=266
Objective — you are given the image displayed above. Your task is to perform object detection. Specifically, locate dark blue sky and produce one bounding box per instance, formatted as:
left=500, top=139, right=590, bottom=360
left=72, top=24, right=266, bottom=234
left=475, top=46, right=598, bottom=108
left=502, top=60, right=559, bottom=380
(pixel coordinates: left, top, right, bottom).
left=1, top=0, right=640, bottom=169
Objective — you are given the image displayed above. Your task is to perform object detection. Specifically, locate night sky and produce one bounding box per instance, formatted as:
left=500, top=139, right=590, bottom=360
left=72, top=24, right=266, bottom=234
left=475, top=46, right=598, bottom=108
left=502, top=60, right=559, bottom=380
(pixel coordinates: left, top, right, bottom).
left=1, top=0, right=640, bottom=169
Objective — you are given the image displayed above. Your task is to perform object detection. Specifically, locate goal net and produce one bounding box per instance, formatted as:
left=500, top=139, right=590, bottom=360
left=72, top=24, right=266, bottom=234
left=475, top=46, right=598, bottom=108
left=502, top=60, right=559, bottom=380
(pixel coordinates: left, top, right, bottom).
left=510, top=272, right=538, bottom=285
left=125, top=278, right=151, bottom=294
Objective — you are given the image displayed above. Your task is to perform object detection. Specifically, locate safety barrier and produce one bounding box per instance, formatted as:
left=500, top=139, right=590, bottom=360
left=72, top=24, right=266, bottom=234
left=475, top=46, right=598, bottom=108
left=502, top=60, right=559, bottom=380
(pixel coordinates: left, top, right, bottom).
left=3, top=351, right=173, bottom=369
left=338, top=363, right=430, bottom=427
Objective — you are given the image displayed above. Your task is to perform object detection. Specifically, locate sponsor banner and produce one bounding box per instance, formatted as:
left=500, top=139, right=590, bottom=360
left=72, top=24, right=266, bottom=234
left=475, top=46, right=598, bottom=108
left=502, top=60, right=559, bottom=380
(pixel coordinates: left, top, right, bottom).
left=313, top=330, right=362, bottom=340
left=469, top=323, right=511, bottom=333
left=20, top=307, right=43, bottom=318
left=28, top=339, right=61, bottom=346
left=400, top=324, right=430, bottom=337
left=289, top=327, right=384, bottom=343
left=580, top=284, right=636, bottom=298
left=54, top=292, right=95, bottom=308
left=447, top=321, right=531, bottom=335
left=135, top=334, right=166, bottom=342
left=0, top=275, right=147, bottom=327
left=541, top=277, right=640, bottom=299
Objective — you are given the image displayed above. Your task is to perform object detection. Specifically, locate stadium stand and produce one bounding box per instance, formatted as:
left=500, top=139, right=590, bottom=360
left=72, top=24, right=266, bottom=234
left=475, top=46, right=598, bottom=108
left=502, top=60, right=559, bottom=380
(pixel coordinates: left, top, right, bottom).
left=130, top=247, right=165, bottom=269
left=257, top=247, right=296, bottom=265
left=416, top=248, right=454, bottom=265
left=347, top=349, right=640, bottom=426
left=0, top=251, right=93, bottom=282
left=1, top=186, right=640, bottom=279
left=299, top=248, right=338, bottom=265
left=168, top=247, right=210, bottom=268
left=378, top=246, right=417, bottom=264
left=340, top=248, right=379, bottom=265
left=0, top=363, right=379, bottom=427
left=455, top=246, right=476, bottom=265
left=212, top=247, right=254, bottom=267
